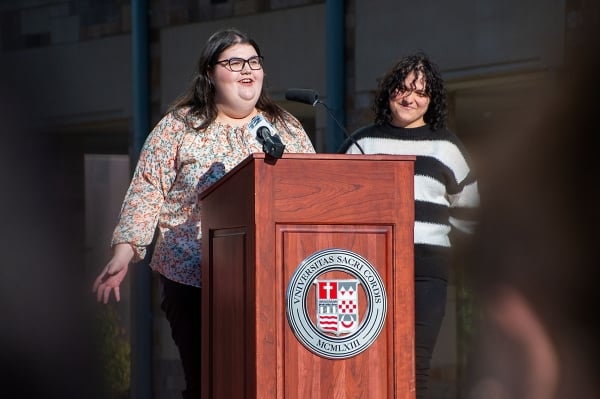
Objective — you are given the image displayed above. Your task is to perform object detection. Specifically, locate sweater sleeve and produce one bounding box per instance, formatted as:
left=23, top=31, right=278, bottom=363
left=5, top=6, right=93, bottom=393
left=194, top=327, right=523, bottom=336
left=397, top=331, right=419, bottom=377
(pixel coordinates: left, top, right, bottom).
left=111, top=112, right=183, bottom=261
left=448, top=158, right=480, bottom=235
left=449, top=181, right=479, bottom=234
left=437, top=128, right=479, bottom=235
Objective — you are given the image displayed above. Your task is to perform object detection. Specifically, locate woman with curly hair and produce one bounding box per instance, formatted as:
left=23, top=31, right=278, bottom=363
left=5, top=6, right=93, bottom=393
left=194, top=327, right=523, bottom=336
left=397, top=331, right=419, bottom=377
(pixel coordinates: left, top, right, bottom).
left=339, top=52, right=479, bottom=399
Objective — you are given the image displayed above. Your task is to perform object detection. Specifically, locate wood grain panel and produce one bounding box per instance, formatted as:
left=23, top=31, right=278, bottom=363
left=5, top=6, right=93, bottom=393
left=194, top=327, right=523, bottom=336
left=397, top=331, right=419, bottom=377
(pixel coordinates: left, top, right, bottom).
left=201, top=154, right=415, bottom=399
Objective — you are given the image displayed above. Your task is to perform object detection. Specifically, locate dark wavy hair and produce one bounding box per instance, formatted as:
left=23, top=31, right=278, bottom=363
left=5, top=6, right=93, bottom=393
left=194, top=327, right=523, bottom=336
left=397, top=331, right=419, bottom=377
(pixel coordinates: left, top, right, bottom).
left=373, top=52, right=447, bottom=130
left=168, top=28, right=290, bottom=130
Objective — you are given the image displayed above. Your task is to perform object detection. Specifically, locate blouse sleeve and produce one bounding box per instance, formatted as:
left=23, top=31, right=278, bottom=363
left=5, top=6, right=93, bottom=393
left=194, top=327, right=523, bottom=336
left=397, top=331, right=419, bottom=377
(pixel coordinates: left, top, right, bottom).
left=111, top=112, right=183, bottom=261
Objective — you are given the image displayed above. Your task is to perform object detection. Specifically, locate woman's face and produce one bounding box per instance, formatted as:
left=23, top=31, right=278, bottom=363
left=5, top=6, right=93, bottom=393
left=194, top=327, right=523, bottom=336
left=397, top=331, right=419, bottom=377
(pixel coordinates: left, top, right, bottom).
left=389, top=71, right=430, bottom=128
left=210, top=43, right=264, bottom=118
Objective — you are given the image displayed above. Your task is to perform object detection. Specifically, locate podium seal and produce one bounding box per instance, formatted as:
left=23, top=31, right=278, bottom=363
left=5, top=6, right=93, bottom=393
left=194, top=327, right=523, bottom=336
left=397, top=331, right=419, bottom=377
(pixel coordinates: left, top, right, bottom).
left=285, top=248, right=387, bottom=359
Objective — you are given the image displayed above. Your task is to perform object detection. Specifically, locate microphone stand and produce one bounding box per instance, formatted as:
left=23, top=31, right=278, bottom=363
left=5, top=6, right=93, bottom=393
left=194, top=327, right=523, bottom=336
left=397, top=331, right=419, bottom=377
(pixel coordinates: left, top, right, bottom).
left=285, top=88, right=365, bottom=154
left=315, top=100, right=365, bottom=155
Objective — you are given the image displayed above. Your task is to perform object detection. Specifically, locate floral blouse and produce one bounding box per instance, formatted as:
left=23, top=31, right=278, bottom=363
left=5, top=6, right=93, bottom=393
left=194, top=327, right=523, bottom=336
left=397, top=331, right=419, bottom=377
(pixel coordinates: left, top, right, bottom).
left=111, top=108, right=315, bottom=287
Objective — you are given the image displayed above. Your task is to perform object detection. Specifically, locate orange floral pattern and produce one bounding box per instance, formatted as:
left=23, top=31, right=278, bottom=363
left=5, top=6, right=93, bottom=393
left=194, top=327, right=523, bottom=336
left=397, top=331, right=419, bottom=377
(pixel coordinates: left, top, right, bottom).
left=111, top=108, right=315, bottom=287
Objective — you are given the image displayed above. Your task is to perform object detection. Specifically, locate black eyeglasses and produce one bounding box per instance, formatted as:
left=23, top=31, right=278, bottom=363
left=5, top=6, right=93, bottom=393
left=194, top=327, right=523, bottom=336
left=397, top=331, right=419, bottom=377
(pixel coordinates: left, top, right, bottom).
left=216, top=56, right=264, bottom=72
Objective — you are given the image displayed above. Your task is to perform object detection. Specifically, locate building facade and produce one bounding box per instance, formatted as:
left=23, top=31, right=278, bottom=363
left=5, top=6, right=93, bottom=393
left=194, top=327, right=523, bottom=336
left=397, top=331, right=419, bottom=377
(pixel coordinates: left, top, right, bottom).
left=1, top=0, right=595, bottom=397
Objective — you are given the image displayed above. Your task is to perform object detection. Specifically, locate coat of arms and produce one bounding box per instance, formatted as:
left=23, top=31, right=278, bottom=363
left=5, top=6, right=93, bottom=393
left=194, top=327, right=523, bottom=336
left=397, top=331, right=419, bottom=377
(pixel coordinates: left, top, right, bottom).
left=316, top=279, right=359, bottom=335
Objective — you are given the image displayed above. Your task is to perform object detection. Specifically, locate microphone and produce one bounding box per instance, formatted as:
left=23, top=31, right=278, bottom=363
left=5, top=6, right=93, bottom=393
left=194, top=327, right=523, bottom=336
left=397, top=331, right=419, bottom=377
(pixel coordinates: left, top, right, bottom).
left=284, top=89, right=319, bottom=106
left=285, top=88, right=365, bottom=154
left=248, top=114, right=285, bottom=159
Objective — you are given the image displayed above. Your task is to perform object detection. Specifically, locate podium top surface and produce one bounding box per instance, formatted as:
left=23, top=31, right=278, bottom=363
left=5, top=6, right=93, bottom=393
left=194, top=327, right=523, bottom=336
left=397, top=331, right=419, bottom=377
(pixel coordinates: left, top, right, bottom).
left=247, top=152, right=416, bottom=162
left=199, top=152, right=415, bottom=200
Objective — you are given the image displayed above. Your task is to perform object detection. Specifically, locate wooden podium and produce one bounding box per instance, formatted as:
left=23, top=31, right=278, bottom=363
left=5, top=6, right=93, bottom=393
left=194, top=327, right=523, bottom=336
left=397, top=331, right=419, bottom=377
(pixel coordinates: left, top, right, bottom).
left=200, top=153, right=415, bottom=399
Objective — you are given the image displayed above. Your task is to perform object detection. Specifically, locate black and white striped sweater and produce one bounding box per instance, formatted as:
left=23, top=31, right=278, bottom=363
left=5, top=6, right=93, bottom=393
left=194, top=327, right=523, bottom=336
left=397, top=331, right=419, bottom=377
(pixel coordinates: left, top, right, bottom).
left=339, top=123, right=479, bottom=255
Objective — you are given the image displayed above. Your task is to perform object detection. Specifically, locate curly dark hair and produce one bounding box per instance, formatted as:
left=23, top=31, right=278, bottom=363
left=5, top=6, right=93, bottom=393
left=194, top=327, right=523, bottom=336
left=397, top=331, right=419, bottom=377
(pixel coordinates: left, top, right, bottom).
left=373, top=52, right=447, bottom=130
left=167, top=28, right=290, bottom=131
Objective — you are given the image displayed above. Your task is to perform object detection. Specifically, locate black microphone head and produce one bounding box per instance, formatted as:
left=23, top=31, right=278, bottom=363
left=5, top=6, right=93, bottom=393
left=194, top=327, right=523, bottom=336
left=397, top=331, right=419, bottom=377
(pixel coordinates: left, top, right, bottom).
left=256, top=126, right=270, bottom=140
left=257, top=127, right=285, bottom=159
left=285, top=89, right=319, bottom=106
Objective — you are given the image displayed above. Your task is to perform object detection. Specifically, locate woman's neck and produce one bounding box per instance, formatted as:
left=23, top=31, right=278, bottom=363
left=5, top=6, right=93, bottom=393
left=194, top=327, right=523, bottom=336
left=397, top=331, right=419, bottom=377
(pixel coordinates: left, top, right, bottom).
left=215, top=107, right=258, bottom=128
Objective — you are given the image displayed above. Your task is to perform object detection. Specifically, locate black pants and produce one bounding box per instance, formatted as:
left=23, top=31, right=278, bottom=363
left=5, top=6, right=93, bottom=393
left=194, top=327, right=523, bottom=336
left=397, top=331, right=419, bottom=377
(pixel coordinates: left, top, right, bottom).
left=413, top=244, right=451, bottom=399
left=159, top=275, right=201, bottom=399
left=414, top=275, right=448, bottom=399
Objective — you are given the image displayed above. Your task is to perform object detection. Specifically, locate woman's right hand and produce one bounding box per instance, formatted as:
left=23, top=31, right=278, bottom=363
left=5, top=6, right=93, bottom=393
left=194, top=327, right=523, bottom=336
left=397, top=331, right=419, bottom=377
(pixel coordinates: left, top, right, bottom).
left=93, top=243, right=135, bottom=304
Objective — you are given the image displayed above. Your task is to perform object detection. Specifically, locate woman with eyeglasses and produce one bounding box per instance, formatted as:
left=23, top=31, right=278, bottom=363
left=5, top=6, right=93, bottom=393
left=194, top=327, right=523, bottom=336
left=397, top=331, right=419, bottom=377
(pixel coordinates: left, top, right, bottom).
left=93, top=28, right=315, bottom=398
